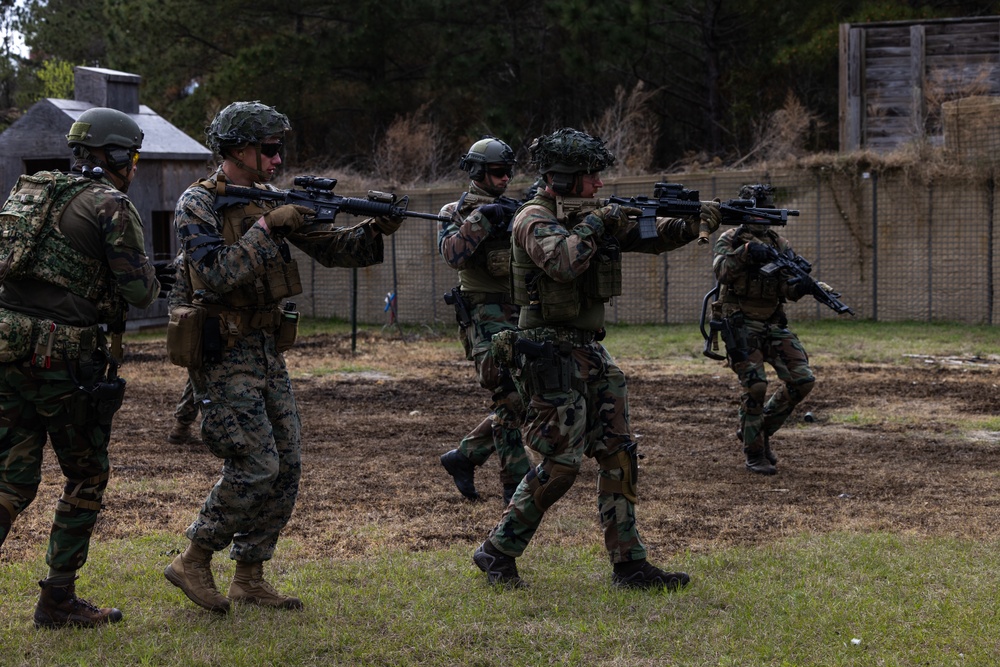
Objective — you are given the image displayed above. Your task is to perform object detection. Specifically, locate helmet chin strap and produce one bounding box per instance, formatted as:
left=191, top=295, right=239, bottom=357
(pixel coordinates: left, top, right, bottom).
left=229, top=147, right=269, bottom=182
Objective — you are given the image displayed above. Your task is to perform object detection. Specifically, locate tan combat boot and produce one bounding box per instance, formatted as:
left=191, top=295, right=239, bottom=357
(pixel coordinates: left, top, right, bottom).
left=228, top=561, right=304, bottom=610
left=33, top=578, right=123, bottom=628
left=164, top=542, right=230, bottom=613
left=167, top=420, right=195, bottom=444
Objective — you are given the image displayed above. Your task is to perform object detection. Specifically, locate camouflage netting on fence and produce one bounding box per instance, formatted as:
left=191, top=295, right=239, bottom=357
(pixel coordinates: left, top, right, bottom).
left=289, top=157, right=1000, bottom=325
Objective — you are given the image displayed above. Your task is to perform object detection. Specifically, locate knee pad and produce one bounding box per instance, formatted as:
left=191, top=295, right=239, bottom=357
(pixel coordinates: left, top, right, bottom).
left=788, top=379, right=815, bottom=404
left=743, top=382, right=767, bottom=414
left=56, top=471, right=110, bottom=513
left=525, top=461, right=578, bottom=510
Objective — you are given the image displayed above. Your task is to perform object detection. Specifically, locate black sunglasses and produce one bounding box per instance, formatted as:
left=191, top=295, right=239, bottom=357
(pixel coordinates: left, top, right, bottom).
left=487, top=165, right=513, bottom=178
left=259, top=142, right=283, bottom=157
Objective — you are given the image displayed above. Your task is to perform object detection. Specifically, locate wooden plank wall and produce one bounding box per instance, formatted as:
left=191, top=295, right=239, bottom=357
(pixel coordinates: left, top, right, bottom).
left=839, top=16, right=1000, bottom=152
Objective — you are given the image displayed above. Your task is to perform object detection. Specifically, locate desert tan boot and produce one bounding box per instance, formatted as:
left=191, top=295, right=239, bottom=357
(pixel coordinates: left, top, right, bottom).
left=164, top=542, right=230, bottom=613
left=229, top=561, right=303, bottom=610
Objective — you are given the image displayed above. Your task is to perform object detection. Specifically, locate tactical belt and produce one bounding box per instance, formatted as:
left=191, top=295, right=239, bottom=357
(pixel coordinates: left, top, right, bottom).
left=520, top=326, right=597, bottom=347
left=461, top=291, right=512, bottom=306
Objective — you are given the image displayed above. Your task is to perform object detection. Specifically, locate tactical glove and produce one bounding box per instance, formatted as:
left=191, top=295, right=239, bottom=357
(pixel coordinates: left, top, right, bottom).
left=476, top=204, right=507, bottom=235
left=593, top=203, right=638, bottom=236
left=373, top=215, right=404, bottom=235
left=265, top=204, right=314, bottom=235
left=153, top=260, right=176, bottom=299
left=746, top=242, right=773, bottom=265
left=699, top=199, right=722, bottom=233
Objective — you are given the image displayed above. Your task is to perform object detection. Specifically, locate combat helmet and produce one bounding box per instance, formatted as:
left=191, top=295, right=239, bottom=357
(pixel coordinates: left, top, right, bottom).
left=205, top=101, right=290, bottom=155
left=459, top=136, right=516, bottom=181
left=738, top=184, right=776, bottom=208
left=66, top=107, right=143, bottom=151
left=530, top=128, right=615, bottom=176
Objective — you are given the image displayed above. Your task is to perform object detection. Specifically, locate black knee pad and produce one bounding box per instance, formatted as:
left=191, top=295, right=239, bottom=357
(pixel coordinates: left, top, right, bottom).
left=525, top=461, right=578, bottom=510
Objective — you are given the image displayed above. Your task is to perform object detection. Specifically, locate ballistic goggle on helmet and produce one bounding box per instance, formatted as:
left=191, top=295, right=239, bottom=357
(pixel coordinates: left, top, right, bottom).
left=459, top=136, right=516, bottom=181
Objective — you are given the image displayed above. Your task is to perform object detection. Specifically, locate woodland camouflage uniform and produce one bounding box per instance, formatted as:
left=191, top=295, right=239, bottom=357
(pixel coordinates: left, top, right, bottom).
left=438, top=174, right=530, bottom=503
left=712, top=185, right=815, bottom=475
left=473, top=128, right=721, bottom=590
left=0, top=107, right=159, bottom=627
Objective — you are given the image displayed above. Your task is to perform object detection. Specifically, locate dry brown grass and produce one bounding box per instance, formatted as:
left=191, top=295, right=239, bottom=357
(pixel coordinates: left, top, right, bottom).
left=587, top=82, right=661, bottom=176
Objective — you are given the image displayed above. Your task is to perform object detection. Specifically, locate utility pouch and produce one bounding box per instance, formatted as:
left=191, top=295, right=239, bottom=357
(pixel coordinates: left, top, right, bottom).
left=537, top=278, right=580, bottom=321
left=486, top=249, right=510, bottom=278
left=522, top=345, right=573, bottom=394
left=0, top=308, right=34, bottom=362
left=583, top=240, right=622, bottom=300
left=166, top=304, right=206, bottom=369
left=202, top=315, right=224, bottom=364
left=264, top=257, right=303, bottom=300
left=275, top=302, right=299, bottom=352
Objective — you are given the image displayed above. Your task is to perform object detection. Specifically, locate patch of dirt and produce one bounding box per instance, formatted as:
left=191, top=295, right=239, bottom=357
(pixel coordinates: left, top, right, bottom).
left=4, top=332, right=1000, bottom=566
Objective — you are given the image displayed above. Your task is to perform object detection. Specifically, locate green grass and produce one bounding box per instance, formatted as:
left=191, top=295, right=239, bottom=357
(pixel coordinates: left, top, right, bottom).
left=2, top=533, right=998, bottom=666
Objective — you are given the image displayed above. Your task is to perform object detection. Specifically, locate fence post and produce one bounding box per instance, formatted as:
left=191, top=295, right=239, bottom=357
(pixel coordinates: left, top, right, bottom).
left=870, top=171, right=878, bottom=322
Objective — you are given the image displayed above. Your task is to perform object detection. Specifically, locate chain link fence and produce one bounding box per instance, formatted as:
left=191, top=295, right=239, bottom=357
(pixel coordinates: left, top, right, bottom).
left=289, top=163, right=1000, bottom=326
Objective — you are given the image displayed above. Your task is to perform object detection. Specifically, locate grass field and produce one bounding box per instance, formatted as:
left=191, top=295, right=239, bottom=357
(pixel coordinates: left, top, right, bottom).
left=2, top=320, right=999, bottom=666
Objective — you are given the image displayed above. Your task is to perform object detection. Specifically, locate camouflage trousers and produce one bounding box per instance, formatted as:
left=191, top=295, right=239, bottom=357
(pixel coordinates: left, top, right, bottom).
left=456, top=302, right=530, bottom=486
left=185, top=329, right=302, bottom=563
left=0, top=361, right=112, bottom=573
left=173, top=375, right=199, bottom=426
left=730, top=319, right=815, bottom=450
left=488, top=340, right=647, bottom=564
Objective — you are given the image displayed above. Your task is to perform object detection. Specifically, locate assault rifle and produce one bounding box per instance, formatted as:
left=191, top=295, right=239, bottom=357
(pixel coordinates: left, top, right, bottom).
left=216, top=176, right=450, bottom=223
left=554, top=182, right=702, bottom=240
left=757, top=246, right=854, bottom=315
left=459, top=192, right=523, bottom=231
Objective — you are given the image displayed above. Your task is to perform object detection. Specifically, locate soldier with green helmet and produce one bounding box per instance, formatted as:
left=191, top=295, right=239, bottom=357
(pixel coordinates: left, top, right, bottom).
left=164, top=101, right=402, bottom=614
left=438, top=136, right=530, bottom=505
left=472, top=127, right=722, bottom=590
left=0, top=107, right=163, bottom=627
left=712, top=184, right=817, bottom=475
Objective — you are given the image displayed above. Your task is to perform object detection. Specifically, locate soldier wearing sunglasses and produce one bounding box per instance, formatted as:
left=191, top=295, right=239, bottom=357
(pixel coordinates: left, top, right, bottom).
left=164, top=101, right=402, bottom=614
left=438, top=136, right=530, bottom=506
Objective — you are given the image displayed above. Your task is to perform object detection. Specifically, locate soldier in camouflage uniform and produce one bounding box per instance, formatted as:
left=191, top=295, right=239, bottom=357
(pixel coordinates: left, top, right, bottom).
left=712, top=184, right=817, bottom=475
left=0, top=107, right=161, bottom=627
left=438, top=136, right=530, bottom=505
left=164, top=101, right=402, bottom=614
left=472, top=128, right=721, bottom=590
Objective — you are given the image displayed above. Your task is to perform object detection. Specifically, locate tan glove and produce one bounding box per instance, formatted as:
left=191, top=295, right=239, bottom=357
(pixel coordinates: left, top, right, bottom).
left=373, top=215, right=404, bottom=235
left=593, top=204, right=639, bottom=236
left=264, top=204, right=314, bottom=235
left=698, top=199, right=722, bottom=243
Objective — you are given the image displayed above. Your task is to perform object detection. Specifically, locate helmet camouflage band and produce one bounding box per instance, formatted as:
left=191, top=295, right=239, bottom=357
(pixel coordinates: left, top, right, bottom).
left=66, top=107, right=143, bottom=150
left=459, top=136, right=516, bottom=180
left=738, top=184, right=776, bottom=207
left=529, top=127, right=615, bottom=175
left=205, top=100, right=291, bottom=155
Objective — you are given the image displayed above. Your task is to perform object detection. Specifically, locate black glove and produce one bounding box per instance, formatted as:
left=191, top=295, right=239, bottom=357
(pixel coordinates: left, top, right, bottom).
left=153, top=260, right=176, bottom=299
left=477, top=203, right=507, bottom=235
left=746, top=242, right=773, bottom=265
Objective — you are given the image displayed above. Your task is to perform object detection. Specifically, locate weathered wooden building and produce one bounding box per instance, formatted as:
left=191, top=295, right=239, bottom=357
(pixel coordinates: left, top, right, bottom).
left=839, top=15, right=1000, bottom=153
left=0, top=66, right=212, bottom=326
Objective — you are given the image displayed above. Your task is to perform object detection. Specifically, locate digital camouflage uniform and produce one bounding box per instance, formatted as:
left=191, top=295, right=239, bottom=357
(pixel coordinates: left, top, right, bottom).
left=438, top=182, right=529, bottom=495
left=175, top=167, right=387, bottom=565
left=0, top=168, right=158, bottom=574
left=486, top=190, right=704, bottom=566
left=712, top=224, right=815, bottom=473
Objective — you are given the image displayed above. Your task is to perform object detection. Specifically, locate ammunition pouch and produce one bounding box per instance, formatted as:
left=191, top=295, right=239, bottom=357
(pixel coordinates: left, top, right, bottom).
left=517, top=338, right=575, bottom=395
left=486, top=248, right=510, bottom=278
left=582, top=238, right=622, bottom=301
left=598, top=444, right=639, bottom=504
left=275, top=304, right=299, bottom=353
left=166, top=304, right=206, bottom=369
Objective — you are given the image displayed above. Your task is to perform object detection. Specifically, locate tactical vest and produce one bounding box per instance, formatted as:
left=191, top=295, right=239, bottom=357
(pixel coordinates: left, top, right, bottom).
left=188, top=176, right=302, bottom=309
left=719, top=227, right=784, bottom=320
left=0, top=171, right=114, bottom=308
left=510, top=196, right=621, bottom=327
left=455, top=191, right=511, bottom=289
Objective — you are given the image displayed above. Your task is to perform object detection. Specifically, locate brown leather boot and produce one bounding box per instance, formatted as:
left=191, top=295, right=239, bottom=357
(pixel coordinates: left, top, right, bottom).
left=229, top=561, right=304, bottom=610
left=33, top=578, right=123, bottom=629
left=164, top=542, right=230, bottom=613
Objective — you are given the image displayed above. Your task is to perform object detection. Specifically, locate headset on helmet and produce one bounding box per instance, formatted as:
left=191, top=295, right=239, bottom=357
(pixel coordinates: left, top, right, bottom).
left=458, top=136, right=516, bottom=181
left=205, top=100, right=291, bottom=156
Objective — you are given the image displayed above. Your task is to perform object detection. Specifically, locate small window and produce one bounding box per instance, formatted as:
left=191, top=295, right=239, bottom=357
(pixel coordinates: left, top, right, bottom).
left=151, top=210, right=175, bottom=261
